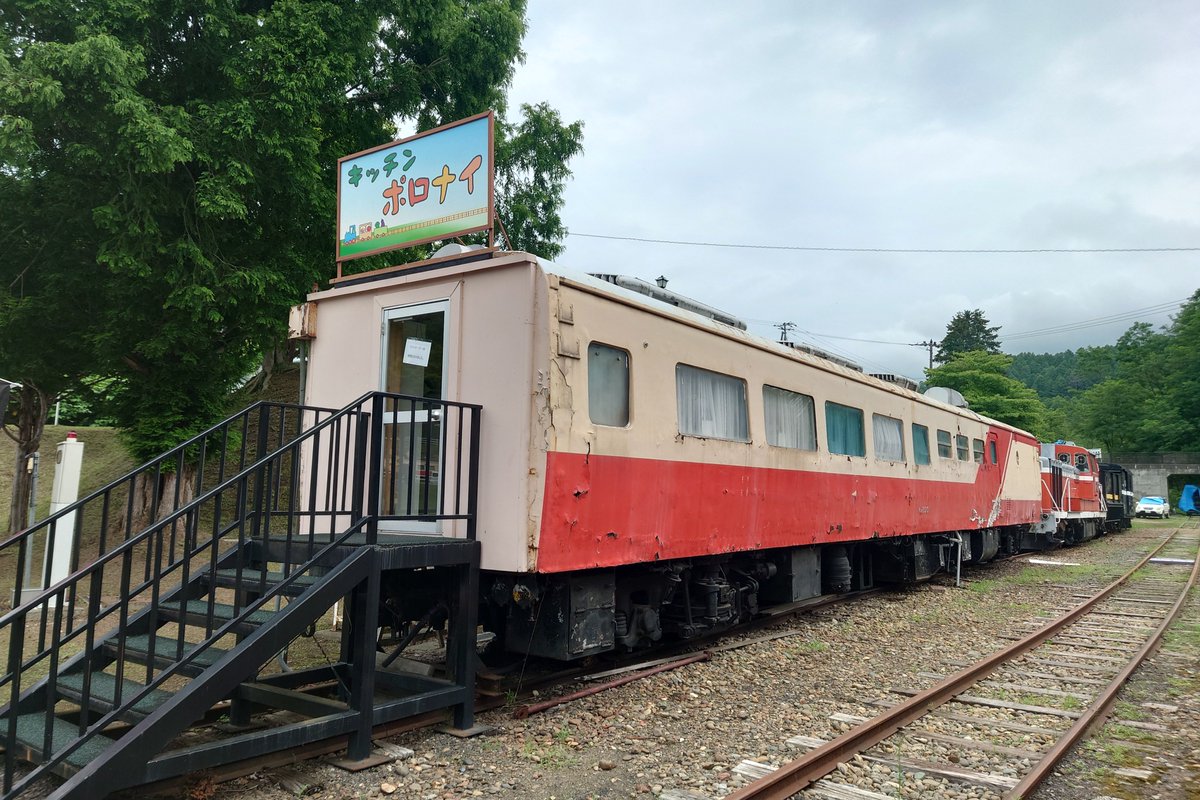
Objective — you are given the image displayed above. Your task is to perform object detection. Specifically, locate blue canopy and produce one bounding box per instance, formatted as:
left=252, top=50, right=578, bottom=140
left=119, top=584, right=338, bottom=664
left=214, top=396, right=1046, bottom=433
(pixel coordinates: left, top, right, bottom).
left=1181, top=485, right=1200, bottom=515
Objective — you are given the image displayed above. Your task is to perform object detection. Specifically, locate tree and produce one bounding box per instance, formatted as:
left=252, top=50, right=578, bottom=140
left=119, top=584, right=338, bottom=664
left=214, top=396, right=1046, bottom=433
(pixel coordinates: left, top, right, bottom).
left=924, top=350, right=1048, bottom=436
left=1165, top=289, right=1200, bottom=449
left=2, top=1, right=582, bottom=524
left=0, top=169, right=99, bottom=533
left=935, top=309, right=1001, bottom=364
left=1068, top=312, right=1195, bottom=454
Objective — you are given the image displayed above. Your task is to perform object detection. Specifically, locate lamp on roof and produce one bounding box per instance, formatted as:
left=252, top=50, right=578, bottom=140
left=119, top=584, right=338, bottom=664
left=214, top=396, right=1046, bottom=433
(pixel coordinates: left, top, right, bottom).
left=655, top=275, right=668, bottom=289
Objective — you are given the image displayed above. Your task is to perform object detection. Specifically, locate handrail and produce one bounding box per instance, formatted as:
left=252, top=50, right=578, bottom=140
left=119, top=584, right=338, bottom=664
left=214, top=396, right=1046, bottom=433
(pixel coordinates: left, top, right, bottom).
left=9, top=522, right=373, bottom=795
left=0, top=400, right=339, bottom=554
left=0, top=394, right=374, bottom=624
left=1, top=388, right=483, bottom=797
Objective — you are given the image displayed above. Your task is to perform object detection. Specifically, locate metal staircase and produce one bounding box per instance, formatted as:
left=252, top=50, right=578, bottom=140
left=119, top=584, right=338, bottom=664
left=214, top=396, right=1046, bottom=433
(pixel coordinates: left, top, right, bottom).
left=0, top=392, right=482, bottom=799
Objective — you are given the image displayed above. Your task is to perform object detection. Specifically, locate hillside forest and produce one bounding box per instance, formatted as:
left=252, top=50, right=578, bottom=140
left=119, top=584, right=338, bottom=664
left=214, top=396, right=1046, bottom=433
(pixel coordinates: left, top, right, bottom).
left=928, top=289, right=1200, bottom=457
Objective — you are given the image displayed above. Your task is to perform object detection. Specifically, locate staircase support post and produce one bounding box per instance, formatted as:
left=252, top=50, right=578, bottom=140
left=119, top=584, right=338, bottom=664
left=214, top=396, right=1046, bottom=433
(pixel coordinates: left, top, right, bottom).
left=448, top=546, right=480, bottom=731
left=346, top=548, right=381, bottom=761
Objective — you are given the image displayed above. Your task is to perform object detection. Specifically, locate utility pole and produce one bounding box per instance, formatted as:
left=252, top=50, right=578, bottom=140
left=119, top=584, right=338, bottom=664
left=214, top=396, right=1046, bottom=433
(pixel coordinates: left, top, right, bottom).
left=912, top=339, right=938, bottom=369
left=775, top=321, right=796, bottom=344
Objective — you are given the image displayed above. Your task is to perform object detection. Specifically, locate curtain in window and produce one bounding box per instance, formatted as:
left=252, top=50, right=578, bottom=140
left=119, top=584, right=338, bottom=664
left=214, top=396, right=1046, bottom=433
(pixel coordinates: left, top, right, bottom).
left=676, top=365, right=748, bottom=441
left=872, top=415, right=904, bottom=461
left=825, top=402, right=865, bottom=457
left=763, top=386, right=816, bottom=450
left=588, top=343, right=630, bottom=426
left=912, top=424, right=931, bottom=465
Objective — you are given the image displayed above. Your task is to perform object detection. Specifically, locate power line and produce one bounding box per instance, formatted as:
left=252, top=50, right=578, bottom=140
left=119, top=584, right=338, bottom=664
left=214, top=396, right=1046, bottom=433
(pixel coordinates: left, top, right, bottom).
left=1002, top=299, right=1186, bottom=341
left=570, top=231, right=1200, bottom=254
left=743, top=296, right=1188, bottom=353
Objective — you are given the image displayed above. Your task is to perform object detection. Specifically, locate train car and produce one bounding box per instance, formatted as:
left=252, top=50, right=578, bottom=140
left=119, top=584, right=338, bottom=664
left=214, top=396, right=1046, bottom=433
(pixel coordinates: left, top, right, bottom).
left=304, top=249, right=1045, bottom=660
left=1032, top=442, right=1108, bottom=545
left=1099, top=462, right=1135, bottom=531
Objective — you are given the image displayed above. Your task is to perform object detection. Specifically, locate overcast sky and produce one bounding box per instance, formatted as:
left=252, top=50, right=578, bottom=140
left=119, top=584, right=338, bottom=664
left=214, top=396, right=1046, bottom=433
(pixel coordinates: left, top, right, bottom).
left=506, top=1, right=1199, bottom=379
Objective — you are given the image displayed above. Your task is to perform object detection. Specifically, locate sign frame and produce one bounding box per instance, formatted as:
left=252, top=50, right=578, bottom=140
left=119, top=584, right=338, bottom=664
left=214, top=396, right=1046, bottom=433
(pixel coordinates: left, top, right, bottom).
left=335, top=110, right=495, bottom=266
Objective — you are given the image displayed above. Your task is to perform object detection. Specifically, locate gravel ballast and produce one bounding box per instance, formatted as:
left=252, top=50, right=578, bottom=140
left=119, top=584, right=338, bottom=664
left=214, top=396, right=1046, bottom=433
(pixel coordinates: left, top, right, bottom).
left=155, top=522, right=1196, bottom=800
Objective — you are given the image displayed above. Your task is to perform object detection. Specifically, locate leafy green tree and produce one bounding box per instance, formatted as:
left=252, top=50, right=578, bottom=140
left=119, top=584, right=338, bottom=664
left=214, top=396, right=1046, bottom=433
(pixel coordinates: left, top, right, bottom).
left=1069, top=311, right=1197, bottom=454
left=2, top=1, right=582, bottom=523
left=1165, top=290, right=1200, bottom=449
left=935, top=309, right=1001, bottom=364
left=0, top=170, right=99, bottom=532
left=1074, top=344, right=1119, bottom=387
left=924, top=350, right=1048, bottom=436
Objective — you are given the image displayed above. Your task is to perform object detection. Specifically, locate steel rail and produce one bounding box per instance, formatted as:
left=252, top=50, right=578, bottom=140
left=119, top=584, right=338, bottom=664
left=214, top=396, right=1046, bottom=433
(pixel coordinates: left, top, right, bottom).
left=1006, top=524, right=1199, bottom=798
left=512, top=652, right=712, bottom=719
left=725, top=529, right=1187, bottom=800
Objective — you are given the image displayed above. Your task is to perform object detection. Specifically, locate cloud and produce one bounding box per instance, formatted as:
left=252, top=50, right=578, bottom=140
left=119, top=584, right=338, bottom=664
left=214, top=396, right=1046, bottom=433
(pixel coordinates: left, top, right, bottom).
left=509, top=1, right=1200, bottom=380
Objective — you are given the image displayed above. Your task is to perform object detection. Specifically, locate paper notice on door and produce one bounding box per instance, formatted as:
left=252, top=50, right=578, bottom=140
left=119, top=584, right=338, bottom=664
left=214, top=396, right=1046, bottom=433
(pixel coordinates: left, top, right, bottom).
left=403, top=338, right=433, bottom=367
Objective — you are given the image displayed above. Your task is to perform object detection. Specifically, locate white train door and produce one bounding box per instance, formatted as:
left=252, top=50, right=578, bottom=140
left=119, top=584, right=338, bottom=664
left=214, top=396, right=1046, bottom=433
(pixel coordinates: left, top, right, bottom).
left=380, top=300, right=448, bottom=533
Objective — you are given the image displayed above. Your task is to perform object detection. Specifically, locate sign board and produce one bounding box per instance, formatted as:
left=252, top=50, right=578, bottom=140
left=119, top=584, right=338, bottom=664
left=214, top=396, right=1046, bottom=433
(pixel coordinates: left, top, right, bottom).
left=337, top=111, right=494, bottom=262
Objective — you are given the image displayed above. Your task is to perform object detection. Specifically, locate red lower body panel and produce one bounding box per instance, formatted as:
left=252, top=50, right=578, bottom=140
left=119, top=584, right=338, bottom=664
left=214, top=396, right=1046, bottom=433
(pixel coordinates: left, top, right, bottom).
left=537, top=452, right=1041, bottom=572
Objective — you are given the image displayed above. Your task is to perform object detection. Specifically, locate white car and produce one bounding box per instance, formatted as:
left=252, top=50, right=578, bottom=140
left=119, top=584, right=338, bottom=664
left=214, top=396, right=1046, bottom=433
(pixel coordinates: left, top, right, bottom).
left=1135, top=496, right=1170, bottom=518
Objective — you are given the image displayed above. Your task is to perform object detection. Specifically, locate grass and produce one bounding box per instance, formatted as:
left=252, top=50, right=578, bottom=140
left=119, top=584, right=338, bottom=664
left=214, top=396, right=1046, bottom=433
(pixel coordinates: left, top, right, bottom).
left=1009, top=563, right=1111, bottom=586
left=1083, top=739, right=1142, bottom=768
left=1112, top=701, right=1145, bottom=722
left=1104, top=723, right=1158, bottom=744
left=0, top=425, right=136, bottom=533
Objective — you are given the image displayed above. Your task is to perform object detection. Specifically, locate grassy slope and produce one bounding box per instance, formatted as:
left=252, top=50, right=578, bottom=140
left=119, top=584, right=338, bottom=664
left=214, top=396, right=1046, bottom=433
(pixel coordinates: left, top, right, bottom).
left=0, top=426, right=136, bottom=533
left=0, top=368, right=303, bottom=533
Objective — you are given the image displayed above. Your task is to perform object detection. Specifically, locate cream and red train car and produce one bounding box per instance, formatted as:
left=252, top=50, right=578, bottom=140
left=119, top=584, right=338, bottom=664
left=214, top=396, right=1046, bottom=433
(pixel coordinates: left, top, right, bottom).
left=305, top=249, right=1044, bottom=660
left=1032, top=442, right=1108, bottom=544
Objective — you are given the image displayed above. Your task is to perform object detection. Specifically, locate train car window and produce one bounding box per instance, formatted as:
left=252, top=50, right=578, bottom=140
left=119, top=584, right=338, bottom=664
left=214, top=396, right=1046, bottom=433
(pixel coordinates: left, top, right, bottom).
left=912, top=424, right=931, bottom=465
left=825, top=402, right=866, bottom=457
left=676, top=364, right=749, bottom=442
left=972, top=438, right=985, bottom=463
left=955, top=434, right=969, bottom=461
left=1075, top=454, right=1089, bottom=471
left=872, top=414, right=905, bottom=462
left=587, top=343, right=630, bottom=427
left=763, top=385, right=816, bottom=450
left=936, top=429, right=952, bottom=458
left=989, top=440, right=998, bottom=464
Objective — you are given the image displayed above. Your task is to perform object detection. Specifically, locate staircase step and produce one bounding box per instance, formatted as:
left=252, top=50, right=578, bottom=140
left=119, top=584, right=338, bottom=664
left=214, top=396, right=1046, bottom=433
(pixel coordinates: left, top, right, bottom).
left=7, top=713, right=117, bottom=774
left=207, top=568, right=319, bottom=596
left=57, top=672, right=175, bottom=722
left=105, top=634, right=230, bottom=676
left=157, top=600, right=278, bottom=634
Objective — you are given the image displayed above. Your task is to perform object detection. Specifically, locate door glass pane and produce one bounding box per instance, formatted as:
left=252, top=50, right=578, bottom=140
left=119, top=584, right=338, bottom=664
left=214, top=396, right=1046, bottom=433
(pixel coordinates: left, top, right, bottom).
left=385, top=312, right=444, bottom=399
left=382, top=308, right=446, bottom=519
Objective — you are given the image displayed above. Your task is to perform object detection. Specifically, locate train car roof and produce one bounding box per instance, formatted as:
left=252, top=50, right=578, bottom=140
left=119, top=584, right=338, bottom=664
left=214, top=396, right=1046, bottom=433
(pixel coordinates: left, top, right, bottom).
left=536, top=254, right=1037, bottom=440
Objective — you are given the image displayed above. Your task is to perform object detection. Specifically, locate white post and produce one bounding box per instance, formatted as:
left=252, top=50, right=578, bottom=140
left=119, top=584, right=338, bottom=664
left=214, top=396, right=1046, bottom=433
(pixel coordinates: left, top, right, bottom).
left=41, top=432, right=84, bottom=604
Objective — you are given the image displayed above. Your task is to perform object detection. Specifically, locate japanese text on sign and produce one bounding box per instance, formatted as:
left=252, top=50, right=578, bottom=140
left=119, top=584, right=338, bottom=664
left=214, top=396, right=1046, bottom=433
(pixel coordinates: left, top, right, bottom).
left=337, top=112, right=493, bottom=262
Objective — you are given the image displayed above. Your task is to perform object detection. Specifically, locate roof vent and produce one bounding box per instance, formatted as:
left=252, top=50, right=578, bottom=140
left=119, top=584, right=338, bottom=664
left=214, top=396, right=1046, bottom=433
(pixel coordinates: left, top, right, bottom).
left=869, top=373, right=918, bottom=392
left=923, top=386, right=969, bottom=408
left=588, top=274, right=747, bottom=330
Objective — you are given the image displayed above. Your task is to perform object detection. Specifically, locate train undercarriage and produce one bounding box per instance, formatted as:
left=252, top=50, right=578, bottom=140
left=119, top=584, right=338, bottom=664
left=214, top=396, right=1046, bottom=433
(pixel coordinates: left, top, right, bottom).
left=465, top=525, right=1044, bottom=661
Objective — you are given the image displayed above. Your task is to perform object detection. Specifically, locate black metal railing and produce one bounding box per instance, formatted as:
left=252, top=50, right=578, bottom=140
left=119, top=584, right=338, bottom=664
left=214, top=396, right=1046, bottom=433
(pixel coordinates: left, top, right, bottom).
left=0, top=391, right=481, bottom=796
left=0, top=402, right=338, bottom=617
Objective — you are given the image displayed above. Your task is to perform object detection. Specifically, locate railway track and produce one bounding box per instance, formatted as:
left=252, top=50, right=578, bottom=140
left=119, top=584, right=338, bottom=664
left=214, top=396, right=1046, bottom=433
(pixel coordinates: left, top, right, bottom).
left=721, top=520, right=1200, bottom=800
left=130, top=532, right=1161, bottom=796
